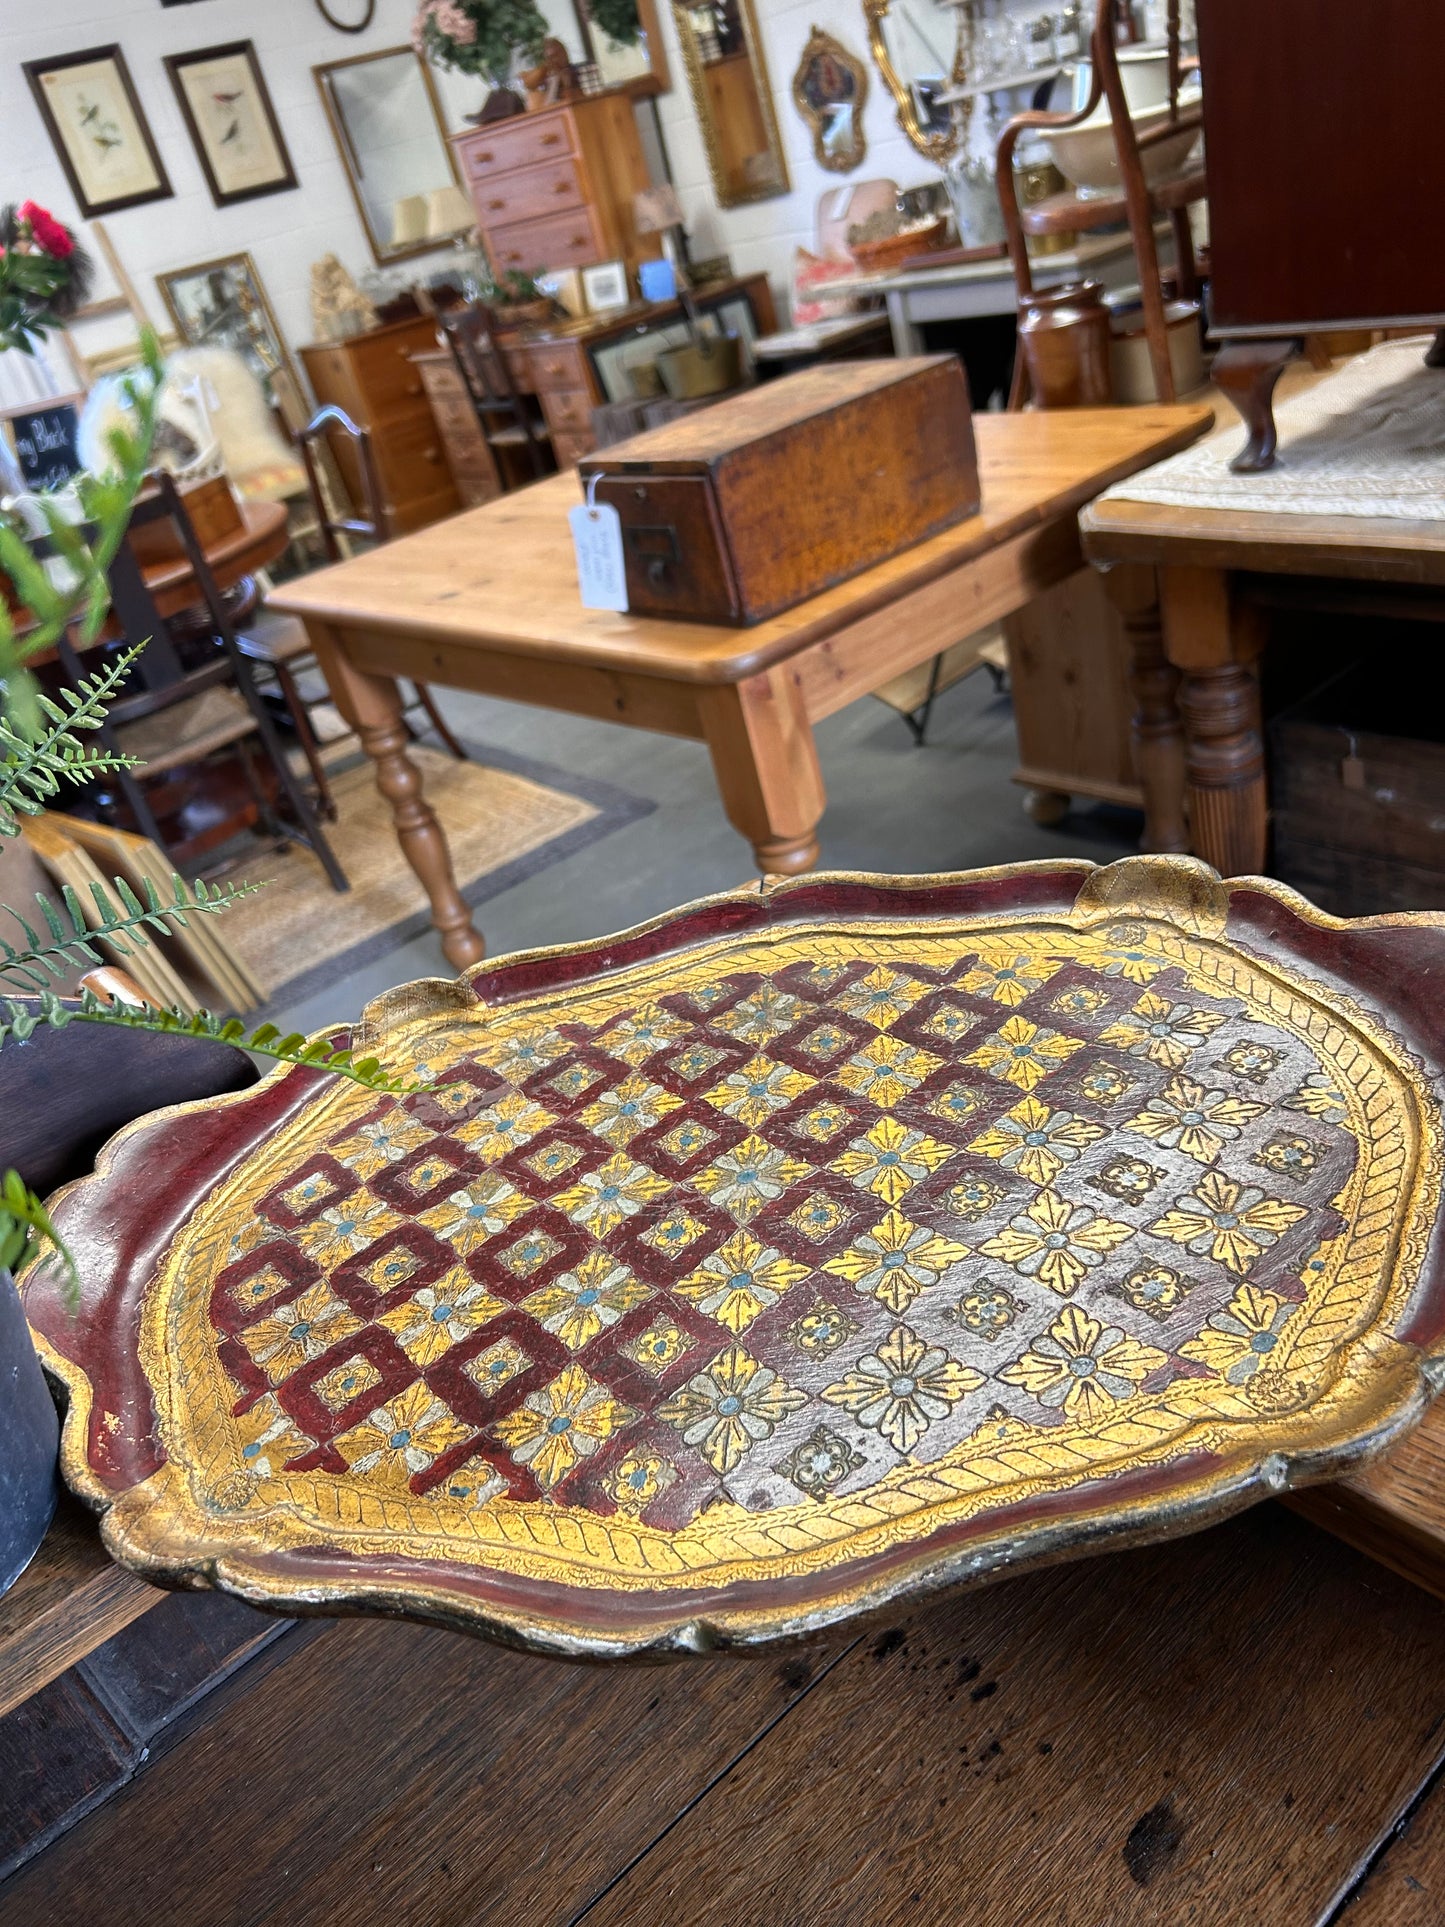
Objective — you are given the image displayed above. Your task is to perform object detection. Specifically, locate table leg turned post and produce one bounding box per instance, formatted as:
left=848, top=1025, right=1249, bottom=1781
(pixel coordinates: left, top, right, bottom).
left=699, top=669, right=826, bottom=876
left=306, top=622, right=486, bottom=972
left=1159, top=567, right=1268, bottom=877
left=1103, top=563, right=1187, bottom=855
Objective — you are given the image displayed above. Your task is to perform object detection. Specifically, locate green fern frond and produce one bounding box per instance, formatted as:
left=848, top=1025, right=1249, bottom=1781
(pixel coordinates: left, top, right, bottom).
left=1, top=1168, right=77, bottom=1309
left=0, top=643, right=147, bottom=834
left=0, top=989, right=416, bottom=1094
left=0, top=872, right=264, bottom=992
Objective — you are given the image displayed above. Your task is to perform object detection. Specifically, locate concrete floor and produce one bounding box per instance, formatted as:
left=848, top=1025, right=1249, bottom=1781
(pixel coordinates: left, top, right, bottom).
left=267, top=665, right=1137, bottom=1042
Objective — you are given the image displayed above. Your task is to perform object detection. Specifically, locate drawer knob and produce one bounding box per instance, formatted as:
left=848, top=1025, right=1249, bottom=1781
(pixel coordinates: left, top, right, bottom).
left=554, top=181, right=570, bottom=194
left=475, top=149, right=493, bottom=163
left=487, top=198, right=505, bottom=210
left=424, top=447, right=442, bottom=464
left=571, top=235, right=585, bottom=246
left=542, top=133, right=561, bottom=146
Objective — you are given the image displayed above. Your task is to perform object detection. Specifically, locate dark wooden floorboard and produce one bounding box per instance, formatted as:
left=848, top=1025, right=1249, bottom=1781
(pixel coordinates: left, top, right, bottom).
left=0, top=1603, right=832, bottom=1927
left=1335, top=1758, right=1445, bottom=1926
left=578, top=1508, right=1445, bottom=1927
left=8, top=1507, right=1445, bottom=1927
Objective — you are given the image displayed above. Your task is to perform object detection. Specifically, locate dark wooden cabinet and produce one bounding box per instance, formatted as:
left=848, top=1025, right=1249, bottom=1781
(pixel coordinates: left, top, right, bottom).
left=1198, top=0, right=1445, bottom=467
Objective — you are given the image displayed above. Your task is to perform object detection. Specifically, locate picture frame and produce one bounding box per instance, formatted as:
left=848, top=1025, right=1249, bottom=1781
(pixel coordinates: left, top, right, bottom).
left=581, top=259, right=630, bottom=314
left=164, top=41, right=297, bottom=207
left=22, top=45, right=172, bottom=220
left=536, top=267, right=585, bottom=319
left=155, top=251, right=301, bottom=414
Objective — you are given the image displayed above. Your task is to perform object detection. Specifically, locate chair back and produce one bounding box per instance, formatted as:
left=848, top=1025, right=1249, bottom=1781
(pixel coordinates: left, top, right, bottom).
left=441, top=304, right=522, bottom=410
left=296, top=404, right=390, bottom=565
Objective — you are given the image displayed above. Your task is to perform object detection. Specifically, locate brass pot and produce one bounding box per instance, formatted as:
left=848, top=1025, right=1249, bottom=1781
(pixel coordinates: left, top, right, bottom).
left=656, top=333, right=742, bottom=400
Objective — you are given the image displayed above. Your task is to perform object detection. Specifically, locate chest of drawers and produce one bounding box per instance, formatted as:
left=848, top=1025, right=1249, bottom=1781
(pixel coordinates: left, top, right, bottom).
left=453, top=96, right=652, bottom=283
left=299, top=314, right=459, bottom=534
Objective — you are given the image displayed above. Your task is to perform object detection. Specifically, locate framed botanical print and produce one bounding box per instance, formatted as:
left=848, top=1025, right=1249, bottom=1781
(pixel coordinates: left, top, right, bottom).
left=22, top=45, right=173, bottom=220
left=156, top=251, right=301, bottom=411
left=164, top=41, right=297, bottom=207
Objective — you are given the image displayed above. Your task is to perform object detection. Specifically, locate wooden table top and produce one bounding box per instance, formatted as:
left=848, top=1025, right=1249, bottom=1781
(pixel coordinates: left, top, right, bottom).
left=270, top=406, right=1213, bottom=687
left=145, top=497, right=290, bottom=620
left=1082, top=486, right=1445, bottom=585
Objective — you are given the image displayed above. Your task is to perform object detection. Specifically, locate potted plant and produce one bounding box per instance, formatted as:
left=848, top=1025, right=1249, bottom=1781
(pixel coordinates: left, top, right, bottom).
left=412, top=0, right=550, bottom=122
left=1, top=206, right=405, bottom=1594
left=483, top=268, right=557, bottom=326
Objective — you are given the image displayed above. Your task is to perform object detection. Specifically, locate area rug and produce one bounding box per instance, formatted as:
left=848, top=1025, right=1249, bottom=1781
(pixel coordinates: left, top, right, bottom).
left=222, top=739, right=652, bottom=1010
left=1100, top=335, right=1445, bottom=519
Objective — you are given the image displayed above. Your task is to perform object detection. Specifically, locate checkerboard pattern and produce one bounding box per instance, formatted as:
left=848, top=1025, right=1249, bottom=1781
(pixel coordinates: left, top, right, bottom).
left=214, top=935, right=1354, bottom=1529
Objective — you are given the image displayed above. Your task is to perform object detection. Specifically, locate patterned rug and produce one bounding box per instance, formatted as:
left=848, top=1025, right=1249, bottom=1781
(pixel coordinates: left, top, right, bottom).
left=223, top=740, right=652, bottom=1010
left=1102, top=335, right=1445, bottom=519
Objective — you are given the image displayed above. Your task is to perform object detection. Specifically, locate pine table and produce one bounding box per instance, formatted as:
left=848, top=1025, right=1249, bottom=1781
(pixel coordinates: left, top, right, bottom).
left=268, top=406, right=1213, bottom=970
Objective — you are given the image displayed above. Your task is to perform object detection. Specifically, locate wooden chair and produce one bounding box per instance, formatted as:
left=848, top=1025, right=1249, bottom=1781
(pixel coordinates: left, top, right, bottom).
left=441, top=305, right=554, bottom=486
left=54, top=473, right=348, bottom=891
left=996, top=0, right=1206, bottom=406
left=239, top=406, right=467, bottom=773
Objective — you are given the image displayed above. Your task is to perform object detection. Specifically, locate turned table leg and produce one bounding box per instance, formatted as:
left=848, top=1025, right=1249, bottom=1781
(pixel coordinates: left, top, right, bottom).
left=1159, top=567, right=1268, bottom=877
left=699, top=669, right=826, bottom=876
left=307, top=622, right=486, bottom=972
left=1212, top=339, right=1300, bottom=475
left=1103, top=563, right=1187, bottom=855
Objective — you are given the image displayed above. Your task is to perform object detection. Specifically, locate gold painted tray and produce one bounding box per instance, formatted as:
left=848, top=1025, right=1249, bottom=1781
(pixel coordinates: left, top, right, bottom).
left=24, top=857, right=1445, bottom=1657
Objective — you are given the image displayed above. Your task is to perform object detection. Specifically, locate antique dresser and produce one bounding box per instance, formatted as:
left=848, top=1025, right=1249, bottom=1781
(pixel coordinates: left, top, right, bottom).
left=298, top=314, right=460, bottom=534
left=453, top=96, right=653, bottom=283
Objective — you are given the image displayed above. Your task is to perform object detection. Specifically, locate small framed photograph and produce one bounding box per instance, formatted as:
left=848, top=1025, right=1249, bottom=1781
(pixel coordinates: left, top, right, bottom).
left=23, top=45, right=172, bottom=220
left=536, top=267, right=585, bottom=319
left=581, top=260, right=630, bottom=315
left=164, top=41, right=296, bottom=208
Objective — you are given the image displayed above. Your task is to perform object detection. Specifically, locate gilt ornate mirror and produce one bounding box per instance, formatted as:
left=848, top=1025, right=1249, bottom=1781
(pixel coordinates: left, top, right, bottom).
left=862, top=0, right=966, bottom=162
left=673, top=0, right=790, bottom=207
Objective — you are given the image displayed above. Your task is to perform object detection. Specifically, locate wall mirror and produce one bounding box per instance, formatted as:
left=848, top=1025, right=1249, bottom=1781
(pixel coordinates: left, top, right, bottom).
left=673, top=0, right=790, bottom=206
left=862, top=0, right=966, bottom=162
left=314, top=46, right=468, bottom=266
left=537, top=0, right=670, bottom=95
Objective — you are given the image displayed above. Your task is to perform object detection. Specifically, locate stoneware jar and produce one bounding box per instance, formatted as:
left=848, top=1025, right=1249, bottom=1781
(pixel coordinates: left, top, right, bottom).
left=1017, top=279, right=1114, bottom=408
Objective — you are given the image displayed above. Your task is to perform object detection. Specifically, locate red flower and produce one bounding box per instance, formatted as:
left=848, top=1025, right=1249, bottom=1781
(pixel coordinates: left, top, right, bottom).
left=18, top=201, right=74, bottom=260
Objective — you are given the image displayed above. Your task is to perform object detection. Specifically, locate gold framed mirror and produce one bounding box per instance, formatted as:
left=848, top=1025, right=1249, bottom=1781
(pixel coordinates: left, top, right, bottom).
left=792, top=26, right=869, bottom=174
left=862, top=0, right=966, bottom=163
left=314, top=46, right=468, bottom=267
left=673, top=0, right=790, bottom=207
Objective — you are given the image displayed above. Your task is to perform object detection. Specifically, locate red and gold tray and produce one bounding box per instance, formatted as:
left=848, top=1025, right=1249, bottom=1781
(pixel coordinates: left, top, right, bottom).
left=24, top=857, right=1445, bottom=1657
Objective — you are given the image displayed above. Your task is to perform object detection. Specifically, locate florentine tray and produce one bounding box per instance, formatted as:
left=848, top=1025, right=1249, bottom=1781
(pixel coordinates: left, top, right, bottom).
left=25, top=857, right=1445, bottom=1658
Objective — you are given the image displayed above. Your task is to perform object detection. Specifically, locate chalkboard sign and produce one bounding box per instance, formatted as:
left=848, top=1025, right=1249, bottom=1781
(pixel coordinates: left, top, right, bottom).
left=8, top=404, right=82, bottom=493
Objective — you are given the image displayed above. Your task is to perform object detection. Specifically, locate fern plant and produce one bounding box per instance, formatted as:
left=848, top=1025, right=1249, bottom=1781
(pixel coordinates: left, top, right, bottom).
left=1, top=332, right=408, bottom=1296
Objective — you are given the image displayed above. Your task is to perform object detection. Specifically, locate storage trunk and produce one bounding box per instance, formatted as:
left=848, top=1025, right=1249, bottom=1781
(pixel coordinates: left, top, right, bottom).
left=1270, top=715, right=1445, bottom=917
left=577, top=357, right=979, bottom=625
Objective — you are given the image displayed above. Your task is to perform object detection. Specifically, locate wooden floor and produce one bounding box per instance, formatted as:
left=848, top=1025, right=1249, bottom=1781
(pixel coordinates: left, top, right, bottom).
left=7, top=1505, right=1445, bottom=1924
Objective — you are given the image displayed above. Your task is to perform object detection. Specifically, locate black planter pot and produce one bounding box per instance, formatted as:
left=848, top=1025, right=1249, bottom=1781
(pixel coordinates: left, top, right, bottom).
left=0, top=992, right=260, bottom=1597
left=0, top=1266, right=59, bottom=1596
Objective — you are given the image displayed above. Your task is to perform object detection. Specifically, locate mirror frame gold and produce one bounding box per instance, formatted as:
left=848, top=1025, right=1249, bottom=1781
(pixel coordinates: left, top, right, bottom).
left=672, top=0, right=791, bottom=208
left=313, top=45, right=467, bottom=267
left=792, top=25, right=869, bottom=175
left=862, top=0, right=964, bottom=164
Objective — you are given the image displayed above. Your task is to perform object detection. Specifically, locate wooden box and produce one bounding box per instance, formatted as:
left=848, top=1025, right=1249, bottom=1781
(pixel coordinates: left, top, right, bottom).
left=577, top=357, right=978, bottom=625
left=1271, top=715, right=1445, bottom=918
